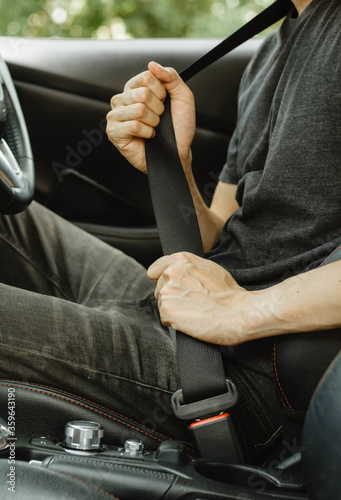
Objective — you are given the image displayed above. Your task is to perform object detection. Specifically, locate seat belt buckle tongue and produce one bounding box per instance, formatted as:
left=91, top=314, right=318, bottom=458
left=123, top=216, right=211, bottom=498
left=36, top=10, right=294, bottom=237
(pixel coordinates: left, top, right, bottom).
left=171, top=379, right=245, bottom=463
left=171, top=379, right=238, bottom=421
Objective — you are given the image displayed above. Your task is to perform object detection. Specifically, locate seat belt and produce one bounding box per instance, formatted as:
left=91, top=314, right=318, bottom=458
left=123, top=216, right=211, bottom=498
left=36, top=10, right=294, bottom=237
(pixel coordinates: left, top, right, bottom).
left=145, top=0, right=292, bottom=462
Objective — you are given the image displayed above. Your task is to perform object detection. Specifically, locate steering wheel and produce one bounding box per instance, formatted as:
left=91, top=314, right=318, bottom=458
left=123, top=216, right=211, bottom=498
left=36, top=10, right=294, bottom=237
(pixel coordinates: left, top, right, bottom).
left=0, top=54, right=34, bottom=214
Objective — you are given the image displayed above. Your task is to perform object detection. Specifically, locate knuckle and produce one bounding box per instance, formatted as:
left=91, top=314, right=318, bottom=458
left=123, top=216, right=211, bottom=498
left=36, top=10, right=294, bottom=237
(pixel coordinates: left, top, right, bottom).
left=159, top=311, right=169, bottom=326
left=141, top=70, right=154, bottom=87
left=129, top=120, right=142, bottom=135
left=159, top=282, right=173, bottom=298
left=138, top=86, right=150, bottom=103
left=159, top=86, right=167, bottom=101
left=162, top=268, right=175, bottom=280
left=106, top=110, right=118, bottom=131
left=174, top=252, right=190, bottom=263
left=147, top=127, right=155, bottom=139
left=123, top=75, right=137, bottom=92
left=105, top=121, right=115, bottom=140
left=105, top=121, right=111, bottom=136
left=159, top=298, right=170, bottom=317
left=106, top=108, right=118, bottom=121
left=133, top=102, right=147, bottom=119
left=110, top=94, right=120, bottom=108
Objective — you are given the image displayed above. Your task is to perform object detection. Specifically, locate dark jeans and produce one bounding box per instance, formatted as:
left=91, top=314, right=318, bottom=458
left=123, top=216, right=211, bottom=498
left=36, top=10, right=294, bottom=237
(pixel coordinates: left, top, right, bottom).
left=0, top=202, right=283, bottom=459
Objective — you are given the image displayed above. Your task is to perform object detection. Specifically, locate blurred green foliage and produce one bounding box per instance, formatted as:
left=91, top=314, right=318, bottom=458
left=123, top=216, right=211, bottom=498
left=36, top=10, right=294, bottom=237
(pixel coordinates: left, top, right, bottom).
left=0, top=0, right=274, bottom=39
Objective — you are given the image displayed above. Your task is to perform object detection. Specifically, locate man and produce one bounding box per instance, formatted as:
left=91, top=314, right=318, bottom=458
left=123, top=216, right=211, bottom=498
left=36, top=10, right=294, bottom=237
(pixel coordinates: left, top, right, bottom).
left=107, top=0, right=340, bottom=350
left=0, top=0, right=339, bottom=460
left=107, top=0, right=341, bottom=451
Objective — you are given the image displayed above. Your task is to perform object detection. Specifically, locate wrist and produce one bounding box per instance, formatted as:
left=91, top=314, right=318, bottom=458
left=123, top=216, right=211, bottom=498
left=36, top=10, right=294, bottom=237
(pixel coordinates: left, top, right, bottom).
left=231, top=288, right=284, bottom=342
left=238, top=286, right=293, bottom=340
left=217, top=290, right=264, bottom=345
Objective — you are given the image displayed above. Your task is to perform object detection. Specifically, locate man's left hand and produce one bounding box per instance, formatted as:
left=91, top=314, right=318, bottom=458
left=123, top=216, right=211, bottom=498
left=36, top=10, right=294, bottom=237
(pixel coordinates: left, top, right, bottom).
left=147, top=252, right=250, bottom=345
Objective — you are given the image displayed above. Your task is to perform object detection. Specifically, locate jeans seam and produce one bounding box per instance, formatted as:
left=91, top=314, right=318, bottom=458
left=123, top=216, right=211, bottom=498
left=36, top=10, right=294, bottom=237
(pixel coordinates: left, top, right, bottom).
left=0, top=342, right=174, bottom=395
left=0, top=233, right=76, bottom=302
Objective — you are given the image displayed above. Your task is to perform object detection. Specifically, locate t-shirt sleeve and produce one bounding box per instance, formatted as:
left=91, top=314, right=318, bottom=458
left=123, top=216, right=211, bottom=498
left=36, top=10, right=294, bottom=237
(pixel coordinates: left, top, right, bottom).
left=218, top=127, right=240, bottom=185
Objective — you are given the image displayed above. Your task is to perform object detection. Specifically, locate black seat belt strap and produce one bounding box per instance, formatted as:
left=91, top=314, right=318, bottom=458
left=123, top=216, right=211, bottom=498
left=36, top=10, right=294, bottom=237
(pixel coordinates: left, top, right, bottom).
left=180, top=0, right=291, bottom=82
left=145, top=0, right=291, bottom=461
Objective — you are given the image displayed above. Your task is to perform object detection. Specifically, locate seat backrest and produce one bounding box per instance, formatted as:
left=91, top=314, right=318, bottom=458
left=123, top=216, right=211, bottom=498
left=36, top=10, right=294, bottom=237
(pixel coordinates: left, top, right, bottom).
left=301, top=350, right=341, bottom=500
left=274, top=330, right=341, bottom=411
left=274, top=245, right=341, bottom=411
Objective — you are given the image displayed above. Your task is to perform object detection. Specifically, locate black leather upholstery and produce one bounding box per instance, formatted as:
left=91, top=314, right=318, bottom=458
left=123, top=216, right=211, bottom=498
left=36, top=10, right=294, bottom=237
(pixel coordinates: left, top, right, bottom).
left=273, top=330, right=341, bottom=411
left=302, top=351, right=341, bottom=500
left=274, top=245, right=341, bottom=412
left=42, top=454, right=175, bottom=500
left=0, top=459, right=117, bottom=500
left=0, top=380, right=194, bottom=454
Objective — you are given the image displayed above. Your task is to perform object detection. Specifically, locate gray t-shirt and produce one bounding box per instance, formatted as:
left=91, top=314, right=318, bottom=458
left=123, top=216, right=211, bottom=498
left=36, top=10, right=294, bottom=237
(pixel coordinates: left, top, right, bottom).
left=207, top=0, right=341, bottom=373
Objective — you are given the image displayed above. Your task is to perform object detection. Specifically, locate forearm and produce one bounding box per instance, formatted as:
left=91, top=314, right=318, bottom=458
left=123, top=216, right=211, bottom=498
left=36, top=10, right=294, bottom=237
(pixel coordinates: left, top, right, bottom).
left=185, top=166, right=225, bottom=252
left=241, top=261, right=341, bottom=341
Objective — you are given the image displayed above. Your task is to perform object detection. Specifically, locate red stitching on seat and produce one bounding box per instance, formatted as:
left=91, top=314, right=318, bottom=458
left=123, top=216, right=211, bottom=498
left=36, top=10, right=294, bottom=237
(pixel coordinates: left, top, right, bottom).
left=272, top=344, right=286, bottom=408
left=0, top=381, right=195, bottom=456
left=0, top=380, right=196, bottom=455
left=0, top=382, right=163, bottom=443
left=272, top=340, right=295, bottom=416
left=0, top=378, right=173, bottom=443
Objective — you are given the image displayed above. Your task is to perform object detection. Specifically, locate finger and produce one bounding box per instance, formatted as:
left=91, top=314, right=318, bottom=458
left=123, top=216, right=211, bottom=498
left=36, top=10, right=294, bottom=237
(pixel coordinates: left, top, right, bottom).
left=148, top=252, right=195, bottom=281
left=124, top=70, right=167, bottom=101
left=147, top=255, right=174, bottom=281
left=111, top=87, right=165, bottom=117
left=107, top=118, right=155, bottom=143
left=111, top=102, right=161, bottom=129
left=148, top=62, right=192, bottom=101
left=154, top=275, right=165, bottom=300
left=154, top=270, right=182, bottom=300
left=148, top=62, right=175, bottom=83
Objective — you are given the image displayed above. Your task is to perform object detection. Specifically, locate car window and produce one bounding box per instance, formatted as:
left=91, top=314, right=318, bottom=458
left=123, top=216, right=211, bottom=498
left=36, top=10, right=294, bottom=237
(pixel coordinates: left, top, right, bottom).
left=0, top=0, right=275, bottom=39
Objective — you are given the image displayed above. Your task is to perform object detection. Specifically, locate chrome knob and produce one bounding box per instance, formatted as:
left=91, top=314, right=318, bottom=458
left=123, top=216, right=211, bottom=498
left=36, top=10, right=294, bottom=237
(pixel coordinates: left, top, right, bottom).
left=124, top=439, right=144, bottom=455
left=64, top=421, right=104, bottom=451
left=0, top=417, right=10, bottom=450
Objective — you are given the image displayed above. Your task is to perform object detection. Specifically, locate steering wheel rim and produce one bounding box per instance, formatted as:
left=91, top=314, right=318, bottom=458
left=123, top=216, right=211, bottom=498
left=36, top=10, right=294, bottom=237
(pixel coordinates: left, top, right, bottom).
left=0, top=55, right=34, bottom=214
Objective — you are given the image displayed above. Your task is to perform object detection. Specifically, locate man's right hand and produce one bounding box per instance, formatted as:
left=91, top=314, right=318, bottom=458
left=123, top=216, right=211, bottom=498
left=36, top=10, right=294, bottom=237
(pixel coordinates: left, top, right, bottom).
left=106, top=62, right=196, bottom=175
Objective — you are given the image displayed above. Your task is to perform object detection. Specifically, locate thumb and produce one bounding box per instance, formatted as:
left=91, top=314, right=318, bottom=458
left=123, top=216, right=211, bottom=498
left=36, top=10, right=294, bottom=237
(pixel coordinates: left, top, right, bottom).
left=148, top=61, right=186, bottom=99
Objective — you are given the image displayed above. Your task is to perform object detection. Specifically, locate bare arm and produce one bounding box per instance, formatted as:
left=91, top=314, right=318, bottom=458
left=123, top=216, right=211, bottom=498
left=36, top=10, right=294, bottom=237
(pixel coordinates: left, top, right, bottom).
left=247, top=260, right=341, bottom=338
left=148, top=254, right=341, bottom=346
left=186, top=176, right=239, bottom=252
